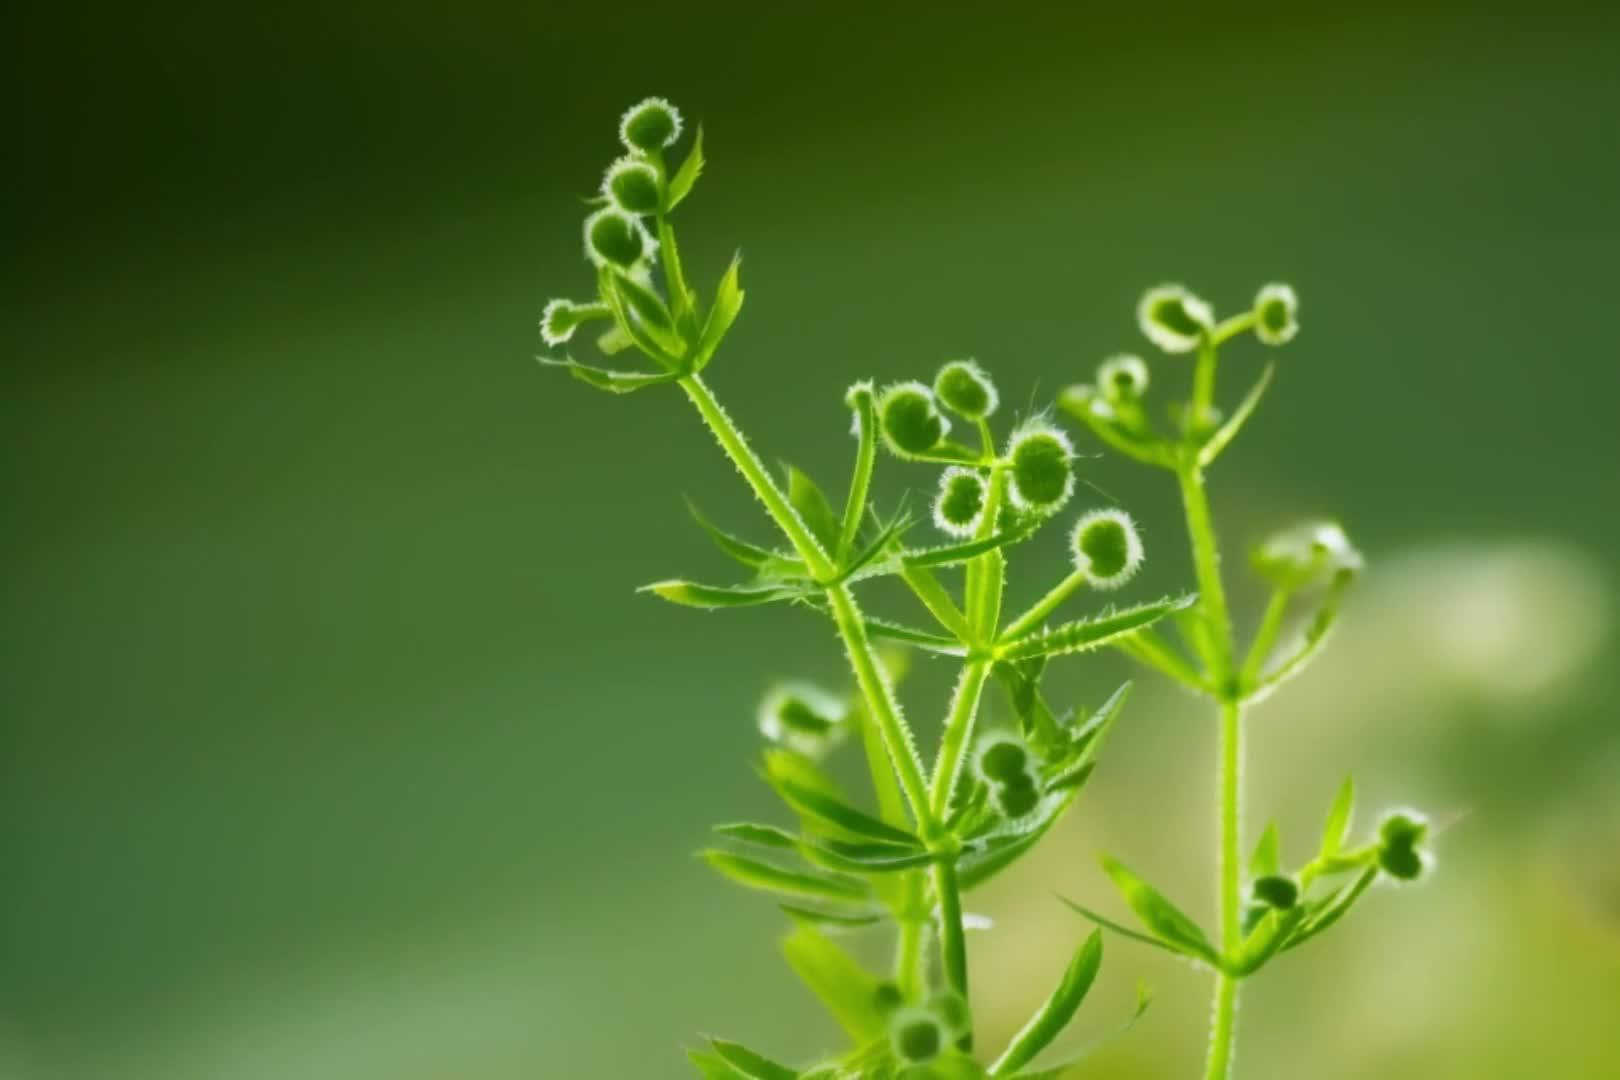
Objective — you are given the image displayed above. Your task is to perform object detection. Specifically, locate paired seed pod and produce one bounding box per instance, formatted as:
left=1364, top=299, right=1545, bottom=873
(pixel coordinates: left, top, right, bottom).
left=757, top=682, right=848, bottom=758
left=618, top=97, right=683, bottom=154
left=1138, top=284, right=1214, bottom=354
left=933, top=359, right=999, bottom=420
left=933, top=467, right=987, bottom=538
left=584, top=206, right=657, bottom=269
left=1251, top=873, right=1301, bottom=910
left=1376, top=809, right=1432, bottom=883
left=602, top=155, right=662, bottom=216
left=879, top=382, right=951, bottom=456
left=1070, top=508, right=1145, bottom=589
left=973, top=734, right=1042, bottom=820
left=1006, top=422, right=1075, bottom=512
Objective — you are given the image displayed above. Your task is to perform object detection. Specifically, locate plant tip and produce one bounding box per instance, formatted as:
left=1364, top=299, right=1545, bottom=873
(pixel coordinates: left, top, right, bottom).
left=1253, top=283, right=1300, bottom=346
left=619, top=96, right=683, bottom=153
left=1138, top=284, right=1214, bottom=354
left=933, top=359, right=1000, bottom=419
left=1071, top=508, right=1145, bottom=588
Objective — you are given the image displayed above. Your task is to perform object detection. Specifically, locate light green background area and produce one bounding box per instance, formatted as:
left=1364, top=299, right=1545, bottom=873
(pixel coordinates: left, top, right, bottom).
left=4, top=6, right=1618, bottom=1078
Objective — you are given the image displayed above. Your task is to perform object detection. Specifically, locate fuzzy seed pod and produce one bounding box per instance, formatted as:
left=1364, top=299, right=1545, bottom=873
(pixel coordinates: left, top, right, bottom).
left=1138, top=284, right=1214, bottom=354
left=1096, top=354, right=1150, bottom=402
left=1070, top=508, right=1145, bottom=589
left=1251, top=874, right=1300, bottom=910
left=994, top=774, right=1041, bottom=819
left=618, top=97, right=683, bottom=153
left=974, top=734, right=1029, bottom=785
left=872, top=981, right=905, bottom=1016
left=584, top=207, right=656, bottom=269
left=603, top=155, right=662, bottom=215
left=540, top=298, right=605, bottom=347
left=933, top=359, right=999, bottom=419
left=1376, top=809, right=1432, bottom=883
left=1253, top=283, right=1300, bottom=346
left=890, top=1008, right=944, bottom=1064
left=757, top=682, right=848, bottom=757
left=1006, top=423, right=1075, bottom=511
left=1252, top=520, right=1363, bottom=590
left=879, top=382, right=951, bottom=455
left=933, top=467, right=987, bottom=538
left=929, top=993, right=970, bottom=1036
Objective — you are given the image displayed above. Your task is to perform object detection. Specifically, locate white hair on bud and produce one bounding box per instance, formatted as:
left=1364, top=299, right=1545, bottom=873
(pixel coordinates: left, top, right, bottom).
left=1137, top=283, right=1214, bottom=354
left=1097, top=353, right=1150, bottom=399
left=757, top=681, right=848, bottom=757
left=540, top=299, right=576, bottom=347
left=1070, top=507, right=1145, bottom=588
left=618, top=96, right=684, bottom=150
left=932, top=466, right=986, bottom=538
left=1253, top=282, right=1300, bottom=345
left=1004, top=419, right=1076, bottom=511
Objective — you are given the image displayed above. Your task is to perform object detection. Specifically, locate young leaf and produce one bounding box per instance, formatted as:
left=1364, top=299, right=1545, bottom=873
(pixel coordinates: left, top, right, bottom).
left=1283, top=866, right=1378, bottom=952
left=998, top=596, right=1197, bottom=661
left=685, top=500, right=799, bottom=572
left=1198, top=362, right=1274, bottom=467
left=779, top=904, right=887, bottom=931
left=1001, top=981, right=1153, bottom=1080
left=693, top=254, right=744, bottom=370
left=713, top=822, right=799, bottom=850
left=640, top=579, right=805, bottom=609
left=611, top=269, right=679, bottom=343
left=595, top=322, right=636, bottom=355
left=1098, top=855, right=1220, bottom=966
left=1226, top=906, right=1307, bottom=977
left=537, top=355, right=680, bottom=394
left=860, top=615, right=968, bottom=655
left=1064, top=681, right=1131, bottom=764
left=700, top=850, right=872, bottom=904
left=901, top=526, right=1032, bottom=570
left=688, top=1049, right=748, bottom=1080
left=806, top=839, right=937, bottom=873
left=709, top=1039, right=798, bottom=1080
left=763, top=747, right=846, bottom=802
left=989, top=930, right=1103, bottom=1076
left=768, top=774, right=922, bottom=848
left=1058, top=896, right=1182, bottom=956
left=1320, top=775, right=1356, bottom=858
left=781, top=923, right=888, bottom=1042
left=667, top=125, right=706, bottom=209
left=786, top=465, right=842, bottom=553
left=1249, top=822, right=1281, bottom=879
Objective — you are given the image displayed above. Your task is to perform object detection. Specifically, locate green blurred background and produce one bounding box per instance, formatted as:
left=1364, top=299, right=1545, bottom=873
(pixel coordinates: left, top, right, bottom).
left=5, top=5, right=1619, bottom=1078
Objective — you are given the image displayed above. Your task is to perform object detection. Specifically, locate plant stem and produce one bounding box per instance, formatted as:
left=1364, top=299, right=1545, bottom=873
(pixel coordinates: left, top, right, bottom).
left=1204, top=971, right=1240, bottom=1080
left=1177, top=463, right=1234, bottom=681
left=999, top=568, right=1087, bottom=643
left=1239, top=588, right=1292, bottom=692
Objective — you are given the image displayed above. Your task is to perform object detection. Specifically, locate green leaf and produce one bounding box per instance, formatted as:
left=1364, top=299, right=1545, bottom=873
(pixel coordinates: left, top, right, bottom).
left=779, top=904, right=886, bottom=931
left=998, top=596, right=1197, bottom=661
left=1249, top=822, right=1281, bottom=879
left=693, top=254, right=744, bottom=370
left=639, top=579, right=805, bottom=609
left=1226, top=906, right=1306, bottom=977
left=685, top=501, right=806, bottom=577
left=713, top=822, right=799, bottom=850
left=989, top=930, right=1103, bottom=1076
left=1198, top=362, right=1274, bottom=467
left=838, top=512, right=912, bottom=582
left=537, top=355, right=679, bottom=394
left=1058, top=896, right=1182, bottom=957
left=768, top=774, right=922, bottom=848
left=781, top=924, right=887, bottom=1042
left=1063, top=681, right=1131, bottom=765
left=1320, top=775, right=1355, bottom=858
left=595, top=322, right=636, bottom=355
left=1098, top=855, right=1220, bottom=966
left=688, top=1049, right=748, bottom=1079
left=807, top=837, right=936, bottom=873
left=611, top=269, right=677, bottom=341
left=860, top=615, right=967, bottom=655
left=763, top=748, right=846, bottom=802
left=709, top=1039, right=797, bottom=1080
left=1284, top=866, right=1377, bottom=952
left=700, top=850, right=872, bottom=904
left=901, top=526, right=1031, bottom=570
left=786, top=465, right=841, bottom=553
left=1001, top=981, right=1153, bottom=1079
left=667, top=125, right=705, bottom=209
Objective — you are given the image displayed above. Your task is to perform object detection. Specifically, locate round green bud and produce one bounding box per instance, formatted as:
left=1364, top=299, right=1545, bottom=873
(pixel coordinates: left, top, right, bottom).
left=1378, top=843, right=1427, bottom=881
left=1006, top=423, right=1075, bottom=512
left=584, top=207, right=655, bottom=269
left=873, top=981, right=905, bottom=1016
left=1376, top=809, right=1432, bottom=882
left=1096, top=354, right=1150, bottom=402
left=1251, top=874, right=1300, bottom=910
left=618, top=96, right=683, bottom=153
left=995, top=778, right=1041, bottom=819
left=974, top=734, right=1028, bottom=785
left=1253, top=283, right=1299, bottom=346
left=1378, top=809, right=1430, bottom=848
left=932, top=467, right=986, bottom=538
left=603, top=155, right=662, bottom=215
left=879, top=381, right=951, bottom=455
left=933, top=359, right=999, bottom=419
left=929, top=992, right=970, bottom=1035
left=1070, top=508, right=1145, bottom=589
left=890, top=1009, right=944, bottom=1064
left=1137, top=284, right=1214, bottom=354
left=1252, top=520, right=1363, bottom=590
left=757, top=682, right=848, bottom=757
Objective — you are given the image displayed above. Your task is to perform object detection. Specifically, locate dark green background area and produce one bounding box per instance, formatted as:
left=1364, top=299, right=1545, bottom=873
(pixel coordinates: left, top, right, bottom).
left=4, top=6, right=1618, bottom=1078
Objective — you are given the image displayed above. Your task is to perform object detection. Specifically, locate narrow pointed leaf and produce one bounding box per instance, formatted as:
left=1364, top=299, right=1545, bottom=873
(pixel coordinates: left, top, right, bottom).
left=668, top=125, right=706, bottom=209
left=1058, top=895, right=1182, bottom=956
left=611, top=269, right=677, bottom=339
left=763, top=748, right=846, bottom=802
left=779, top=904, right=887, bottom=931
left=838, top=513, right=911, bottom=582
left=901, top=526, right=1031, bottom=569
left=769, top=774, right=921, bottom=847
left=1320, top=775, right=1356, bottom=858
left=1003, top=981, right=1153, bottom=1079
left=709, top=1039, right=797, bottom=1080
left=1199, top=362, right=1275, bottom=466
left=1065, top=681, right=1131, bottom=763
left=693, top=254, right=744, bottom=370
left=989, top=930, right=1103, bottom=1075
left=999, top=596, right=1197, bottom=661
left=1249, top=822, right=1281, bottom=879
left=1227, top=906, right=1307, bottom=976
left=786, top=465, right=841, bottom=553
left=538, top=355, right=679, bottom=394
left=713, top=822, right=799, bottom=850
left=860, top=615, right=967, bottom=655
left=688, top=1049, right=748, bottom=1079
left=640, top=579, right=804, bottom=609
left=685, top=500, right=790, bottom=570
left=781, top=924, right=887, bottom=1042
left=701, top=850, right=872, bottom=904
left=1099, top=855, right=1220, bottom=965
left=1284, top=866, right=1378, bottom=951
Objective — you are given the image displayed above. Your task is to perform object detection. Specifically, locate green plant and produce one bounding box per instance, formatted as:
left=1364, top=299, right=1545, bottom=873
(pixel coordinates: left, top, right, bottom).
left=1058, top=287, right=1435, bottom=1079
left=538, top=98, right=1435, bottom=1079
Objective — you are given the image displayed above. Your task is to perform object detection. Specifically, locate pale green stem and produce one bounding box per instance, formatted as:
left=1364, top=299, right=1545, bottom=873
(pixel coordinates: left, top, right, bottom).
left=999, top=568, right=1087, bottom=643
left=1204, top=973, right=1239, bottom=1080
left=838, top=393, right=877, bottom=560
left=680, top=374, right=933, bottom=826
left=895, top=896, right=925, bottom=999
left=1211, top=311, right=1257, bottom=346
left=1178, top=464, right=1234, bottom=681
left=929, top=660, right=992, bottom=813
left=935, top=858, right=971, bottom=1041
left=1116, top=628, right=1212, bottom=693
left=1190, top=336, right=1219, bottom=437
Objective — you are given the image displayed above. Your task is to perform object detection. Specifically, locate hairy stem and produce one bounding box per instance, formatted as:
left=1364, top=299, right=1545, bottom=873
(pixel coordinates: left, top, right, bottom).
left=1204, top=971, right=1240, bottom=1080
